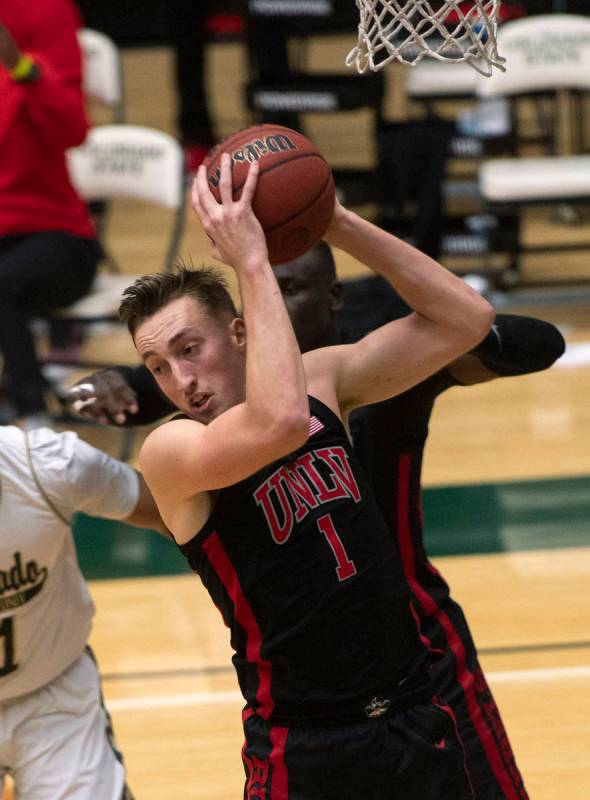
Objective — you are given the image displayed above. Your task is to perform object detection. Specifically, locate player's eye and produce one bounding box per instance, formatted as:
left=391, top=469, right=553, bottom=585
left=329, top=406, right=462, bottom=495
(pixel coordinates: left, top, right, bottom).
left=148, top=361, right=165, bottom=376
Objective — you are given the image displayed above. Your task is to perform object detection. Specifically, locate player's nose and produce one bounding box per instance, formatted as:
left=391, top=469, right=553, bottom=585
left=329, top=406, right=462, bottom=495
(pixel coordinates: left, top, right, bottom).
left=171, top=360, right=197, bottom=394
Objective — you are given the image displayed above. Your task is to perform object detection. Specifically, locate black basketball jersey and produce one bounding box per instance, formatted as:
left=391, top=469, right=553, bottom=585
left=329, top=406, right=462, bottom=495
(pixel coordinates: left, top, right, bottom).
left=178, top=396, right=430, bottom=723
left=350, top=371, right=458, bottom=613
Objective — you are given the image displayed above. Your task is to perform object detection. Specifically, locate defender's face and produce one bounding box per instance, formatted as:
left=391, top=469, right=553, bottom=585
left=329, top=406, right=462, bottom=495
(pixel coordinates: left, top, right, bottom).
left=274, top=255, right=341, bottom=353
left=135, top=295, right=246, bottom=423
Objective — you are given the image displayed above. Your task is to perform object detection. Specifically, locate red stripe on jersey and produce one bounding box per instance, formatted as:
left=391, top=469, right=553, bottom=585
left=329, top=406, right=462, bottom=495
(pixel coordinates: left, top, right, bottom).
left=308, top=415, right=324, bottom=437
left=396, top=453, right=526, bottom=800
left=269, top=726, right=289, bottom=799
left=203, top=532, right=275, bottom=719
left=410, top=601, right=444, bottom=660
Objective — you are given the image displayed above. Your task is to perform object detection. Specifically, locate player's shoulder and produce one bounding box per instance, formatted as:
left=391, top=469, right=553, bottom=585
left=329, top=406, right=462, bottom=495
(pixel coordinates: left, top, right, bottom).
left=0, top=426, right=28, bottom=480
left=0, top=426, right=81, bottom=475
left=27, top=426, right=89, bottom=465
left=28, top=426, right=133, bottom=494
left=0, top=424, right=77, bottom=470
left=0, top=424, right=26, bottom=450
left=142, top=415, right=204, bottom=448
left=139, top=417, right=205, bottom=474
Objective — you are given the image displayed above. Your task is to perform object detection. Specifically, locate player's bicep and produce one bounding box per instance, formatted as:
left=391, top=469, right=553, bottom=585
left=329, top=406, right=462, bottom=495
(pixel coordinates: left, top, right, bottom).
left=336, top=314, right=472, bottom=411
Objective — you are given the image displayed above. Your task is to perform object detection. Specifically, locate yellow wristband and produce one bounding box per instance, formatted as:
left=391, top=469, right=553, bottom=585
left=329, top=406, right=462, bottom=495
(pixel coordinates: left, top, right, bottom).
left=10, top=54, right=36, bottom=81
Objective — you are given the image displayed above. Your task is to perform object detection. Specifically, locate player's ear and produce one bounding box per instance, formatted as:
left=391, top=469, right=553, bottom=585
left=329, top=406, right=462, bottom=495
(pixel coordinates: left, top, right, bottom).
left=230, top=317, right=247, bottom=350
left=328, top=281, right=344, bottom=312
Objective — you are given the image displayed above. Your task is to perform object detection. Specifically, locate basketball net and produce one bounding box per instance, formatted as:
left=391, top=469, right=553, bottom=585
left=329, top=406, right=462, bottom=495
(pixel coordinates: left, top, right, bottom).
left=346, top=0, right=506, bottom=77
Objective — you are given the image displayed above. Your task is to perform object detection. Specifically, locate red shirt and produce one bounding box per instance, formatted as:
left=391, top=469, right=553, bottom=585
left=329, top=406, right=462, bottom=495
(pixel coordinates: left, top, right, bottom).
left=0, top=0, right=95, bottom=238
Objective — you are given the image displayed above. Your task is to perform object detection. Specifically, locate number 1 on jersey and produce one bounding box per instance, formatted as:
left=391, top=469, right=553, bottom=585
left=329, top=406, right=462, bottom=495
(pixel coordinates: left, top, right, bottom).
left=317, top=513, right=357, bottom=582
left=0, top=616, right=18, bottom=677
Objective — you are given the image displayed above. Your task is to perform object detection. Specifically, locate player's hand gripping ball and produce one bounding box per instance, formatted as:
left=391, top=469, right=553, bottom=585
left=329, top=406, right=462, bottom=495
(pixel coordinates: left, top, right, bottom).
left=204, top=124, right=335, bottom=265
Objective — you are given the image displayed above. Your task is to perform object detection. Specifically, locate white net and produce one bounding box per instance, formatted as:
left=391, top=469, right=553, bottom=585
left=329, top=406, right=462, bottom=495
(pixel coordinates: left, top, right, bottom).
left=346, top=0, right=506, bottom=77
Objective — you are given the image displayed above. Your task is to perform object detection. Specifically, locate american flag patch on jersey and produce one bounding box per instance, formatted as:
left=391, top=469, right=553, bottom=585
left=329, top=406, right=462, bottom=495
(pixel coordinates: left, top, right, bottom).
left=308, top=415, right=324, bottom=437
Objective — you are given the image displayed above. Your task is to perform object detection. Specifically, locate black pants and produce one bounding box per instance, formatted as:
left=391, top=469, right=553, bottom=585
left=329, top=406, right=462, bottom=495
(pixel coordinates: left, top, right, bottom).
left=0, top=231, right=100, bottom=415
left=246, top=13, right=301, bottom=131
left=424, top=599, right=528, bottom=799
left=170, top=0, right=215, bottom=146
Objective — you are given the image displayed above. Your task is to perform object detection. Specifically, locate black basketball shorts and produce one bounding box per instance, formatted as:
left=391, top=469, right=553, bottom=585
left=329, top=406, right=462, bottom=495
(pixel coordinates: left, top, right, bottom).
left=241, top=698, right=472, bottom=800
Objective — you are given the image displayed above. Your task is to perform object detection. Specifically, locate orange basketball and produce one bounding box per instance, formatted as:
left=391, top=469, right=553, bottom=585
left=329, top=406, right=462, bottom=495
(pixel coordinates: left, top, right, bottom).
left=204, top=124, right=335, bottom=265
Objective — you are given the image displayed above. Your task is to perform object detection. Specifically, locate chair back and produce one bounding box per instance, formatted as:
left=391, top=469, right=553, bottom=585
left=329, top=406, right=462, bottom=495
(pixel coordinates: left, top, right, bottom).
left=405, top=60, right=478, bottom=100
left=477, top=15, right=590, bottom=99
left=78, top=28, right=124, bottom=119
left=68, top=125, right=186, bottom=273
left=68, top=125, right=185, bottom=210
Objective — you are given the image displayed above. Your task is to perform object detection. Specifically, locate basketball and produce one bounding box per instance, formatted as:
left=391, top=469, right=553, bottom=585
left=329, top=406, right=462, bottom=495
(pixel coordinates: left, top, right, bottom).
left=204, top=124, right=335, bottom=265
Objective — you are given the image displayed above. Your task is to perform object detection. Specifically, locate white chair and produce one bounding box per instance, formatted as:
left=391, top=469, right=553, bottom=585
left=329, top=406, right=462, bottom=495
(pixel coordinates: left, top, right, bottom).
left=401, top=59, right=512, bottom=265
left=405, top=60, right=478, bottom=102
left=52, top=124, right=186, bottom=332
left=44, top=125, right=186, bottom=458
left=78, top=28, right=125, bottom=122
left=475, top=14, right=590, bottom=288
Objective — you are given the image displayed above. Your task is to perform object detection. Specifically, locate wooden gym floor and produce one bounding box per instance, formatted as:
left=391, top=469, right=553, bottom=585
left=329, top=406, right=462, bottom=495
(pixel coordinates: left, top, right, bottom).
left=5, top=35, right=590, bottom=799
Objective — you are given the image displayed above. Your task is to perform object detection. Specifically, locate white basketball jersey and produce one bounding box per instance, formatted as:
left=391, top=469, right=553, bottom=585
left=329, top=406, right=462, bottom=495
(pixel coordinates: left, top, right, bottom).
left=0, top=426, right=139, bottom=701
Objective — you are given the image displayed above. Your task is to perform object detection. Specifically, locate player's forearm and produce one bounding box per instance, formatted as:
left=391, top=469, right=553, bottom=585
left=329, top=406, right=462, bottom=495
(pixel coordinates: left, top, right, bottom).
left=325, top=208, right=494, bottom=348
left=193, top=155, right=308, bottom=443
left=238, top=261, right=309, bottom=437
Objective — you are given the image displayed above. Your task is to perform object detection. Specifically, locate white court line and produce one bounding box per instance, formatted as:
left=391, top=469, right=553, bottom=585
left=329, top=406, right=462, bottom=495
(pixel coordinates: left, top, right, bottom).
left=486, top=665, right=590, bottom=683
left=555, top=341, right=590, bottom=368
left=107, top=665, right=590, bottom=712
left=108, top=689, right=242, bottom=711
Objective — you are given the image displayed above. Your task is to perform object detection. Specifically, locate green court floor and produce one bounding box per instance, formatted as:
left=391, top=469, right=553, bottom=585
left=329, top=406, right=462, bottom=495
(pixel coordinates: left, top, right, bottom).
left=73, top=475, right=590, bottom=580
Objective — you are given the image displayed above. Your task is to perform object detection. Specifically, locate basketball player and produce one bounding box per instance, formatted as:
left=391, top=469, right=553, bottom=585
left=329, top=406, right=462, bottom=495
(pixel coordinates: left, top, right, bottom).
left=0, top=424, right=168, bottom=799
left=67, top=246, right=563, bottom=800
left=113, top=156, right=494, bottom=798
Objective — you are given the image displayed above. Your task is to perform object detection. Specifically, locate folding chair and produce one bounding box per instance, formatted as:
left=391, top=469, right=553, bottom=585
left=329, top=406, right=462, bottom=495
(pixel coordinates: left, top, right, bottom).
left=44, top=125, right=186, bottom=457
left=78, top=28, right=125, bottom=122
left=57, top=124, right=186, bottom=333
left=475, top=14, right=590, bottom=290
left=405, top=60, right=478, bottom=104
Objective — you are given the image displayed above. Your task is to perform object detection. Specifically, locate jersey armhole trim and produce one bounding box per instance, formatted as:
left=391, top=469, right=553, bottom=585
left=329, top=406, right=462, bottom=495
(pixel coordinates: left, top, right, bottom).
left=308, top=394, right=349, bottom=439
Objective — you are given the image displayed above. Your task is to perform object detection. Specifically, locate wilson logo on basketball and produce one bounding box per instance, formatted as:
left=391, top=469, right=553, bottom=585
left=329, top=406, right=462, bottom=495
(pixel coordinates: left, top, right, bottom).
left=208, top=134, right=297, bottom=188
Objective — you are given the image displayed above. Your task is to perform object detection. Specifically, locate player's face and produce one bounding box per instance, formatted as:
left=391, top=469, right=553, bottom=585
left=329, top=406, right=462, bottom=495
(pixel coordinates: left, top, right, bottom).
left=134, top=295, right=246, bottom=423
left=274, top=252, right=342, bottom=353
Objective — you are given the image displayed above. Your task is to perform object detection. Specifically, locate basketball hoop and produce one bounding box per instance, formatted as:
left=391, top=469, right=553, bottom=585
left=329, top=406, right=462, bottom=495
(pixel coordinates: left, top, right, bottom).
left=346, top=0, right=506, bottom=77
